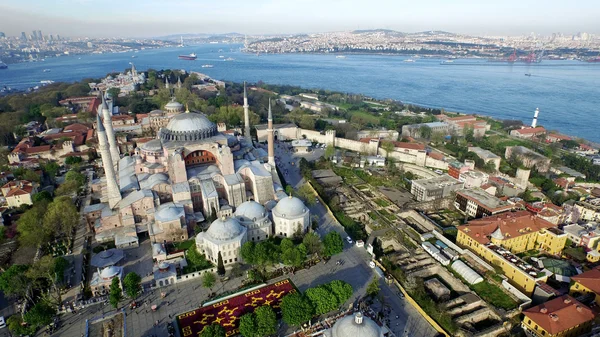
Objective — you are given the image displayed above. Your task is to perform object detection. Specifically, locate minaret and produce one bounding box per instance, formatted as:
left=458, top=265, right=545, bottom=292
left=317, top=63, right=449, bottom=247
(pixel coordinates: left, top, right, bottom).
left=267, top=98, right=275, bottom=166
left=100, top=92, right=120, bottom=168
left=177, top=76, right=182, bottom=89
left=243, top=82, right=251, bottom=140
left=96, top=114, right=122, bottom=208
left=531, top=108, right=540, bottom=128
left=165, top=76, right=170, bottom=90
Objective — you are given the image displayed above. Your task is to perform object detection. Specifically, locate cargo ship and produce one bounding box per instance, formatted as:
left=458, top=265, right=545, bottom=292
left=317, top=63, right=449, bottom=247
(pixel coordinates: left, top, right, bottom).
left=178, top=53, right=197, bottom=61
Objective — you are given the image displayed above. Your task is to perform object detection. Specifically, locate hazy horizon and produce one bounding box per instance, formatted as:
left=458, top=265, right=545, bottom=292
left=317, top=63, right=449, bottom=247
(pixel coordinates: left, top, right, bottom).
left=1, top=0, right=599, bottom=38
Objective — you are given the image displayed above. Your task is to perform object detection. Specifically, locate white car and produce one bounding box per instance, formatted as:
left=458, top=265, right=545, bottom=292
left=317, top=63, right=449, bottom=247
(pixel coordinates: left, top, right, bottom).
left=346, top=236, right=353, bottom=244
left=0, top=316, right=6, bottom=329
left=369, top=261, right=376, bottom=269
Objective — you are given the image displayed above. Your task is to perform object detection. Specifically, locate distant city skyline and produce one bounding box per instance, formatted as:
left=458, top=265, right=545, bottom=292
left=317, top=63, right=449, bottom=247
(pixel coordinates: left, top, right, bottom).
left=0, top=0, right=599, bottom=38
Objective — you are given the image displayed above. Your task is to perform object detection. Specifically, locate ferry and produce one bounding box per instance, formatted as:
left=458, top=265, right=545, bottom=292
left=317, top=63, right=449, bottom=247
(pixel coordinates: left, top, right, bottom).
left=201, top=64, right=214, bottom=68
left=404, top=59, right=415, bottom=63
left=178, top=53, right=197, bottom=61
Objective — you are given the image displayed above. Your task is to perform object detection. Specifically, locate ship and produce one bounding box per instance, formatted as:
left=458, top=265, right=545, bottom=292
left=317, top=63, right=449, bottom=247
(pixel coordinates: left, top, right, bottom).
left=525, top=73, right=532, bottom=77
left=587, top=57, right=600, bottom=63
left=0, top=62, right=7, bottom=70
left=43, top=69, right=51, bottom=72
left=404, top=59, right=415, bottom=62
left=440, top=60, right=454, bottom=64
left=178, top=53, right=197, bottom=60
left=224, top=57, right=235, bottom=61
left=201, top=64, right=214, bottom=68
left=336, top=55, right=346, bottom=59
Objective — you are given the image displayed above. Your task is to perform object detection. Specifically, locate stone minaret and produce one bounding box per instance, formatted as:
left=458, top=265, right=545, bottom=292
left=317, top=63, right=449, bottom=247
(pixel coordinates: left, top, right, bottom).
left=267, top=98, right=275, bottom=166
left=100, top=92, right=120, bottom=168
left=243, top=82, right=251, bottom=140
left=96, top=114, right=122, bottom=208
left=165, top=76, right=170, bottom=90
left=177, top=76, right=182, bottom=89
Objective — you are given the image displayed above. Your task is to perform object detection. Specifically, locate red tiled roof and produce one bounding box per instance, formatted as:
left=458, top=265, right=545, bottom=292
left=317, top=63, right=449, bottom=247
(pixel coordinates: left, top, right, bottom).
left=427, top=152, right=445, bottom=160
left=536, top=282, right=561, bottom=296
left=523, top=295, right=594, bottom=335
left=458, top=210, right=555, bottom=245
left=392, top=142, right=425, bottom=151
left=572, top=267, right=600, bottom=294
left=448, top=115, right=477, bottom=122
left=359, top=137, right=379, bottom=144
left=513, top=127, right=546, bottom=135
left=64, top=123, right=90, bottom=133
left=547, top=133, right=572, bottom=141
left=24, top=145, right=52, bottom=154
left=6, top=186, right=33, bottom=197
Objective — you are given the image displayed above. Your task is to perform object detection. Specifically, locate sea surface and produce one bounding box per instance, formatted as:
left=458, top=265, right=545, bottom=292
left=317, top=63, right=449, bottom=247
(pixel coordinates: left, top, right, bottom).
left=1, top=44, right=600, bottom=142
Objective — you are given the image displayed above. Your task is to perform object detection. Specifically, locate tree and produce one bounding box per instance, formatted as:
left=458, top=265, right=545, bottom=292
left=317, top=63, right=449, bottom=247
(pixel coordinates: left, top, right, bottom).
left=324, top=144, right=335, bottom=159
left=44, top=196, right=79, bottom=246
left=303, top=232, right=323, bottom=256
left=109, top=277, right=122, bottom=309
left=32, top=190, right=53, bottom=204
left=306, top=286, right=339, bottom=315
left=65, top=169, right=85, bottom=186
left=55, top=180, right=80, bottom=196
left=381, top=140, right=395, bottom=157
left=42, top=161, right=60, bottom=179
left=0, top=265, right=32, bottom=301
left=328, top=280, right=353, bottom=304
left=64, top=156, right=83, bottom=166
left=323, top=231, right=344, bottom=257
left=17, top=204, right=52, bottom=248
left=464, top=126, right=475, bottom=142
left=7, top=316, right=36, bottom=336
left=200, top=323, right=226, bottom=337
left=107, top=87, right=121, bottom=98
left=202, top=272, right=216, bottom=289
left=366, top=277, right=380, bottom=297
left=255, top=305, right=278, bottom=336
left=241, top=242, right=256, bottom=264
left=280, top=293, right=313, bottom=327
left=238, top=313, right=258, bottom=337
left=217, top=251, right=226, bottom=276
left=418, top=125, right=432, bottom=139
left=187, top=245, right=210, bottom=268
left=23, top=301, right=56, bottom=329
left=123, top=272, right=142, bottom=299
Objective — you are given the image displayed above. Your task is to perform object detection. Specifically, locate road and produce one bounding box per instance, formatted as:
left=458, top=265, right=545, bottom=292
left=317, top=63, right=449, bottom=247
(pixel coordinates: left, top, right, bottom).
left=274, top=142, right=438, bottom=337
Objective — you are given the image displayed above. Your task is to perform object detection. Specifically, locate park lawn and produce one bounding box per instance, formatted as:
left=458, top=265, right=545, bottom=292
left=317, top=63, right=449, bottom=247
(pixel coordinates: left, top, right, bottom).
left=174, top=239, right=195, bottom=251
left=471, top=281, right=518, bottom=310
left=374, top=198, right=391, bottom=207
left=563, top=247, right=587, bottom=262
left=349, top=110, right=381, bottom=125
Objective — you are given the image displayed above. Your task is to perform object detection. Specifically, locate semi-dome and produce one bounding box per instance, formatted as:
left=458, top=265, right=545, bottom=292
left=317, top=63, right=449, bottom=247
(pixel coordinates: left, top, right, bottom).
left=330, top=313, right=382, bottom=337
left=160, top=112, right=218, bottom=142
left=235, top=201, right=266, bottom=222
left=273, top=195, right=308, bottom=218
left=164, top=99, right=184, bottom=113
left=206, top=216, right=246, bottom=241
left=100, top=266, right=120, bottom=279
left=141, top=139, right=163, bottom=152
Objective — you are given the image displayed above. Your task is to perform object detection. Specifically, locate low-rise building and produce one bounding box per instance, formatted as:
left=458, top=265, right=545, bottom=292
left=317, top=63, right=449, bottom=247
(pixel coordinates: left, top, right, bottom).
left=505, top=146, right=551, bottom=172
left=90, top=266, right=124, bottom=297
left=570, top=267, right=600, bottom=305
left=510, top=126, right=546, bottom=139
left=546, top=133, right=572, bottom=143
left=401, top=122, right=450, bottom=138
left=575, top=198, right=600, bottom=222
left=448, top=161, right=471, bottom=179
left=522, top=295, right=594, bottom=337
left=1, top=180, right=37, bottom=207
left=458, top=170, right=489, bottom=188
left=291, top=139, right=312, bottom=153
left=356, top=129, right=399, bottom=141
left=467, top=146, right=501, bottom=171
left=360, top=155, right=385, bottom=168
left=410, top=174, right=463, bottom=202
left=455, top=188, right=513, bottom=218
left=456, top=211, right=567, bottom=295
left=563, top=223, right=600, bottom=251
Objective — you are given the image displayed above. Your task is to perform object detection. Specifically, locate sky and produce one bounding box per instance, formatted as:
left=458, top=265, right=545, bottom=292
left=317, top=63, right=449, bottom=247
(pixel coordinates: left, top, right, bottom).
left=0, top=0, right=598, bottom=38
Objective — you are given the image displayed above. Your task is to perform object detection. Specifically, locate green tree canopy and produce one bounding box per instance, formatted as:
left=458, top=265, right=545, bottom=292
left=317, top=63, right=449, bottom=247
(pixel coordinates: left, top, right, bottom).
left=306, top=286, right=339, bottom=315
left=17, top=203, right=53, bottom=248
left=200, top=323, right=226, bottom=337
left=0, top=264, right=31, bottom=300
left=217, top=251, right=225, bottom=276
left=23, top=301, right=56, bottom=329
left=32, top=190, right=53, bottom=204
left=44, top=196, right=79, bottom=246
left=280, top=293, right=313, bottom=327
left=202, top=272, right=216, bottom=289
left=65, top=169, right=85, bottom=186
left=238, top=313, right=258, bottom=337
left=42, top=161, right=60, bottom=179
left=302, top=232, right=323, bottom=256
left=241, top=241, right=256, bottom=265
left=254, top=305, right=278, bottom=336
left=323, top=231, right=344, bottom=257
left=327, top=280, right=353, bottom=304
left=366, top=277, right=381, bottom=297
left=123, top=272, right=142, bottom=299
left=109, top=277, right=122, bottom=309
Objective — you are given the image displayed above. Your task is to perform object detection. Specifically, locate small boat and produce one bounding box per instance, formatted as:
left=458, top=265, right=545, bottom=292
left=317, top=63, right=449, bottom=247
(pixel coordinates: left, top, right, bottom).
left=0, top=61, right=7, bottom=70
left=178, top=53, right=197, bottom=60
left=525, top=73, right=532, bottom=77
left=224, top=57, right=235, bottom=61
left=201, top=64, right=214, bottom=68
left=440, top=60, right=454, bottom=64
left=40, top=80, right=55, bottom=85
left=219, top=55, right=225, bottom=58
left=43, top=69, right=51, bottom=72
left=336, top=55, right=346, bottom=59
left=131, top=55, right=137, bottom=58
left=404, top=59, right=415, bottom=62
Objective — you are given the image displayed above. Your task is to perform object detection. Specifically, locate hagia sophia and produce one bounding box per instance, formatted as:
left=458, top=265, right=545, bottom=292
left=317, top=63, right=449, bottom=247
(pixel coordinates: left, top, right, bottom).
left=84, top=83, right=310, bottom=266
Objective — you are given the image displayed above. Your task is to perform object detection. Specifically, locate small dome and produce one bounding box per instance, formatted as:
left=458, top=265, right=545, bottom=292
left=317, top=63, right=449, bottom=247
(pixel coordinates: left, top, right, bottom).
left=141, top=139, right=163, bottom=152
left=206, top=216, right=246, bottom=241
left=273, top=195, right=308, bottom=218
left=155, top=204, right=185, bottom=222
left=158, top=261, right=169, bottom=270
left=164, top=100, right=184, bottom=112
left=100, top=266, right=120, bottom=279
left=235, top=201, right=266, bottom=222
left=331, top=313, right=382, bottom=337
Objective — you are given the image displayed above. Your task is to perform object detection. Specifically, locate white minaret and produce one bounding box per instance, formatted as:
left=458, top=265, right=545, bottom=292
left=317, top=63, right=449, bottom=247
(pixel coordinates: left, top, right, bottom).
left=100, top=92, right=120, bottom=168
left=267, top=98, right=275, bottom=166
left=243, top=82, right=251, bottom=140
left=97, top=114, right=122, bottom=208
left=531, top=108, right=540, bottom=128
left=177, top=76, right=182, bottom=89
left=165, top=76, right=170, bottom=90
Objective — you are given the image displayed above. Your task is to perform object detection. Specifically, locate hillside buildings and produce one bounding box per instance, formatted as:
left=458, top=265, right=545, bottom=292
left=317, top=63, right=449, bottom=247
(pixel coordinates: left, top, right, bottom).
left=505, top=146, right=551, bottom=172
left=1, top=180, right=37, bottom=207
left=522, top=295, right=594, bottom=337
left=570, top=267, right=600, bottom=305
left=454, top=188, right=513, bottom=218
left=410, top=175, right=463, bottom=202
left=467, top=146, right=501, bottom=171
left=510, top=126, right=546, bottom=139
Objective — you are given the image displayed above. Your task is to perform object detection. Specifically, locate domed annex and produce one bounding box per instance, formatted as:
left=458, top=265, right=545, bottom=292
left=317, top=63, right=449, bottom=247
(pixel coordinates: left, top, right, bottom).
left=164, top=98, right=184, bottom=113
left=235, top=201, right=272, bottom=241
left=160, top=112, right=218, bottom=142
left=272, top=195, right=310, bottom=238
left=141, top=139, right=163, bottom=153
left=196, top=216, right=247, bottom=265
left=327, top=313, right=383, bottom=337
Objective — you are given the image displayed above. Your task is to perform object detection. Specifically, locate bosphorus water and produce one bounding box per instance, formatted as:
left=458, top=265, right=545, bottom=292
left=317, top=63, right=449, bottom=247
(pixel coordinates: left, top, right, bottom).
left=1, top=44, right=600, bottom=142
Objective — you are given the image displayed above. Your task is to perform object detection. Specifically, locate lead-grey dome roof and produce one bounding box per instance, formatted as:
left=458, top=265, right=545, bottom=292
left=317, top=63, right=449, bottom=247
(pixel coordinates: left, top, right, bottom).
left=164, top=100, right=184, bottom=111
left=141, top=139, right=163, bottom=152
left=273, top=195, right=308, bottom=218
left=235, top=201, right=266, bottom=222
left=331, top=313, right=382, bottom=337
left=160, top=112, right=218, bottom=142
left=100, top=266, right=121, bottom=279
left=206, top=216, right=246, bottom=241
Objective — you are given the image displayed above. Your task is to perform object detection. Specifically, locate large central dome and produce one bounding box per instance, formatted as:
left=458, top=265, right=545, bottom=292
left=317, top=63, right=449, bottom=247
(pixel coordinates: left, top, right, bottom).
left=160, top=112, right=218, bottom=142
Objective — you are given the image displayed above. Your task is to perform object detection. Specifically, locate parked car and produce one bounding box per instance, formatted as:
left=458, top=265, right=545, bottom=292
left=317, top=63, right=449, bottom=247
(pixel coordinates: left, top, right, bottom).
left=346, top=236, right=353, bottom=244
left=0, top=316, right=6, bottom=329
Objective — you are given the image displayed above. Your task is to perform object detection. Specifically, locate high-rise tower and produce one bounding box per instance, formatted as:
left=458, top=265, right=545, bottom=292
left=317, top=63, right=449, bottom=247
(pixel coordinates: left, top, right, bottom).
left=96, top=114, right=122, bottom=208
left=267, top=98, right=275, bottom=166
left=243, top=82, right=251, bottom=140
left=100, top=92, right=120, bottom=168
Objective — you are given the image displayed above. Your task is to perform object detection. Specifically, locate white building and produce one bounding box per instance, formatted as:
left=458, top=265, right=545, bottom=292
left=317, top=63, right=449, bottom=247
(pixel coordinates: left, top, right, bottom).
left=272, top=195, right=310, bottom=238
left=234, top=201, right=272, bottom=242
left=195, top=216, right=247, bottom=266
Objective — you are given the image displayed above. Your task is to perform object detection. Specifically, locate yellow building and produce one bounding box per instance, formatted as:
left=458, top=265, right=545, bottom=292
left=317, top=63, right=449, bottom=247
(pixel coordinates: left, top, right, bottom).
left=570, top=267, right=600, bottom=306
left=1, top=180, right=37, bottom=208
left=457, top=211, right=567, bottom=295
left=522, top=295, right=594, bottom=337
